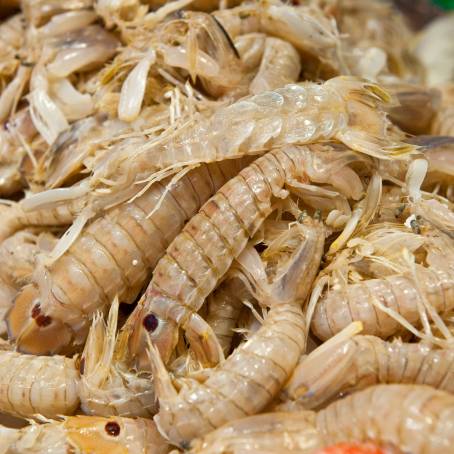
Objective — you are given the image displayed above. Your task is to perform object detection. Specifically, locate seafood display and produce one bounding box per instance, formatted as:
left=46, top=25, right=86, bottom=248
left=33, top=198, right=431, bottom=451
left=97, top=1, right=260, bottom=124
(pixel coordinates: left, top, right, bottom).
left=0, top=1, right=452, bottom=453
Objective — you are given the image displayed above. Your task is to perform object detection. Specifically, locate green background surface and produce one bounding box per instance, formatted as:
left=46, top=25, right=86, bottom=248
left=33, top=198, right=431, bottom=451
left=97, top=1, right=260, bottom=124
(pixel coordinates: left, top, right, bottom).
left=433, top=0, right=454, bottom=9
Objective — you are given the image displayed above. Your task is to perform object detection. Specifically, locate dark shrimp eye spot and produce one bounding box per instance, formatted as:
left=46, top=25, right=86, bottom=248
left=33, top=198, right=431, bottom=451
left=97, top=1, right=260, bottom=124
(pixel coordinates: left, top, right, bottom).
left=105, top=421, right=121, bottom=437
left=35, top=314, right=52, bottom=327
left=143, top=313, right=159, bottom=332
left=31, top=304, right=41, bottom=319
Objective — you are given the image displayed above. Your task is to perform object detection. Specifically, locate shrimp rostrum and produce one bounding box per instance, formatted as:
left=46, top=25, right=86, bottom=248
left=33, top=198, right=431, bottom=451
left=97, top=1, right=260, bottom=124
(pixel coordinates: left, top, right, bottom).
left=126, top=143, right=360, bottom=370
left=149, top=213, right=325, bottom=448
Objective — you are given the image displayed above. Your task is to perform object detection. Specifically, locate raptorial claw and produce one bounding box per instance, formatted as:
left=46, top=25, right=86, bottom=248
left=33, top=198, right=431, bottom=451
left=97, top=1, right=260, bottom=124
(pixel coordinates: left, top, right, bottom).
left=184, top=312, right=225, bottom=367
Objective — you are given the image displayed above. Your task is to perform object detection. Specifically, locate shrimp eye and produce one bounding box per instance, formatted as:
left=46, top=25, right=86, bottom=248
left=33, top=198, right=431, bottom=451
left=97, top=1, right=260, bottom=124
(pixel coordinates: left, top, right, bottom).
left=31, top=303, right=52, bottom=326
left=105, top=421, right=120, bottom=437
left=143, top=313, right=159, bottom=332
left=31, top=304, right=41, bottom=318
left=36, top=314, right=52, bottom=327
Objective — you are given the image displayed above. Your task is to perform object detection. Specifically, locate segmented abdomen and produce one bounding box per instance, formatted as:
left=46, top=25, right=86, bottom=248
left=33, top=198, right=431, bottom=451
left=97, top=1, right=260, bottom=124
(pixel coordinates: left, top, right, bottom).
left=159, top=303, right=306, bottom=445
left=352, top=336, right=454, bottom=392
left=312, top=266, right=454, bottom=341
left=149, top=147, right=308, bottom=319
left=0, top=352, right=80, bottom=418
left=316, top=384, right=454, bottom=453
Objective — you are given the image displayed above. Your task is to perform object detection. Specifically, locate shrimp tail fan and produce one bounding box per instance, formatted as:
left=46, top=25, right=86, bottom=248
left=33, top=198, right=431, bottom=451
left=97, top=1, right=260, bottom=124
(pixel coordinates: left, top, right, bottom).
left=330, top=77, right=419, bottom=160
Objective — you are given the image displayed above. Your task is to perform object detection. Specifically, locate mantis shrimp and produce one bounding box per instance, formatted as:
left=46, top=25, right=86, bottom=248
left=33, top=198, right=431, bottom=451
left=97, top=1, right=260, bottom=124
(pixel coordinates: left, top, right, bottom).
left=311, top=222, right=454, bottom=342
left=0, top=349, right=80, bottom=419
left=190, top=385, right=454, bottom=454
left=0, top=415, right=169, bottom=454
left=149, top=214, right=325, bottom=447
left=316, top=384, right=454, bottom=454
left=64, top=74, right=414, bottom=214
left=213, top=0, right=345, bottom=73
left=7, top=158, right=250, bottom=354
left=126, top=144, right=359, bottom=368
left=284, top=324, right=454, bottom=410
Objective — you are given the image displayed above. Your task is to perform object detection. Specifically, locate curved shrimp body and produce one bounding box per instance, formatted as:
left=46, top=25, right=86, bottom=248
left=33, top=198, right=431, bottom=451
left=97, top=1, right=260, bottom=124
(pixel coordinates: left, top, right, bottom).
left=150, top=302, right=306, bottom=448
left=213, top=2, right=340, bottom=62
left=316, top=384, right=454, bottom=454
left=7, top=158, right=249, bottom=355
left=0, top=351, right=80, bottom=419
left=149, top=216, right=325, bottom=447
left=189, top=411, right=321, bottom=454
left=249, top=37, right=301, bottom=95
left=128, top=146, right=315, bottom=367
left=1, top=415, right=169, bottom=454
left=206, top=277, right=247, bottom=356
left=311, top=262, right=454, bottom=341
left=234, top=33, right=266, bottom=72
left=285, top=334, right=454, bottom=410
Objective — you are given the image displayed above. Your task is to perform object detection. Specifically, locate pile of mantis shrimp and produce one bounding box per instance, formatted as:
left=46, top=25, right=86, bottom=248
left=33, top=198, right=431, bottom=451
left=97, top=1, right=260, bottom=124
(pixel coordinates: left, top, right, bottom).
left=0, top=0, right=453, bottom=452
